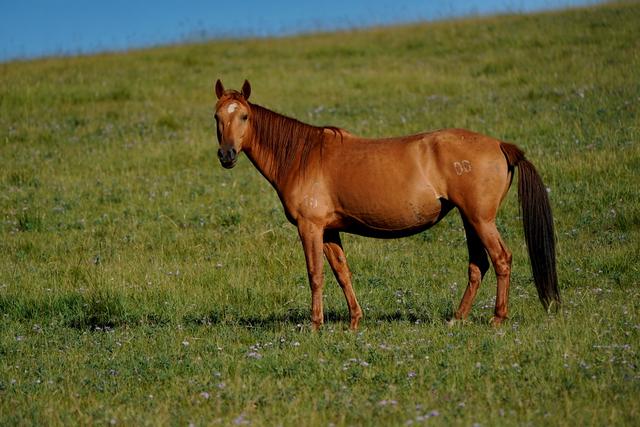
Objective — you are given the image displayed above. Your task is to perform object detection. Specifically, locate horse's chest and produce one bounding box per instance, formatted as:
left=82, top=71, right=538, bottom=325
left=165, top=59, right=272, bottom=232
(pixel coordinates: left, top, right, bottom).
left=281, top=182, right=334, bottom=223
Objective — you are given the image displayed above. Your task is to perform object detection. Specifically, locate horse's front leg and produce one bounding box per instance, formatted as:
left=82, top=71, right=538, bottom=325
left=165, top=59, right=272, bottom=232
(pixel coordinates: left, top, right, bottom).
left=323, top=230, right=362, bottom=330
left=297, top=221, right=325, bottom=330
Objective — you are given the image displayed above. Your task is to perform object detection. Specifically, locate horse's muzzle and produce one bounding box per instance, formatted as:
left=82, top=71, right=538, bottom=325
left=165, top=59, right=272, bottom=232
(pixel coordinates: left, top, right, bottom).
left=218, top=147, right=237, bottom=169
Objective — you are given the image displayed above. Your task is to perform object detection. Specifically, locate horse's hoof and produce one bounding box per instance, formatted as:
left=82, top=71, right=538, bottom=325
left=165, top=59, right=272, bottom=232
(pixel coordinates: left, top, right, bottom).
left=349, top=318, right=361, bottom=331
left=490, top=316, right=506, bottom=327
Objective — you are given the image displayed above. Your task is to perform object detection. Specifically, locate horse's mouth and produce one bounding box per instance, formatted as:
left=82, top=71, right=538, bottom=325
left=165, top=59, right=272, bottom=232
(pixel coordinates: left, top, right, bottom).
left=220, top=159, right=237, bottom=169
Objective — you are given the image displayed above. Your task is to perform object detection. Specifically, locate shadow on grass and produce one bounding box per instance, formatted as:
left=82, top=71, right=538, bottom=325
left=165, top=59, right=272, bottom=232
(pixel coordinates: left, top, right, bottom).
left=183, top=305, right=453, bottom=329
left=1, top=293, right=453, bottom=331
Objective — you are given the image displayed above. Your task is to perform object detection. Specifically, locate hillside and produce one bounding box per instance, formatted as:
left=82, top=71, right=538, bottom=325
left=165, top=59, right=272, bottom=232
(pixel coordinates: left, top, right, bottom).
left=1, top=2, right=639, bottom=425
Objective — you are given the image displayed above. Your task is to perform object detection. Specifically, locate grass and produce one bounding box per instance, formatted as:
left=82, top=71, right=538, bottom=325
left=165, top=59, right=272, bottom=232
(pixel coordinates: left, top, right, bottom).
left=1, top=2, right=639, bottom=425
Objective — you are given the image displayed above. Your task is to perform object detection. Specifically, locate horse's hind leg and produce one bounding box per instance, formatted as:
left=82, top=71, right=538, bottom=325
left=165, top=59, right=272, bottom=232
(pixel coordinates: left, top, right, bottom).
left=454, top=218, right=490, bottom=321
left=469, top=219, right=513, bottom=325
left=323, top=231, right=363, bottom=330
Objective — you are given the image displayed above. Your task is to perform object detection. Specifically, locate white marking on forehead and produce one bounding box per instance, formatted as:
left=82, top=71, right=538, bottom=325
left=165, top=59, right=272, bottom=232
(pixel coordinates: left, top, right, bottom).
left=227, top=103, right=238, bottom=113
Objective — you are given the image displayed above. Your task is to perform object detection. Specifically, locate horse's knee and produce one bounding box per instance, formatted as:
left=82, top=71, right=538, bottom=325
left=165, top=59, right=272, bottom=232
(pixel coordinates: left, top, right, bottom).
left=468, top=264, right=483, bottom=283
left=307, top=270, right=324, bottom=289
left=493, top=249, right=512, bottom=277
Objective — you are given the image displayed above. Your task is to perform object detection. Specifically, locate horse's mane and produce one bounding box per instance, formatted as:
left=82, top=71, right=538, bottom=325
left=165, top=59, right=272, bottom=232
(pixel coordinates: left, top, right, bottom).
left=250, top=103, right=339, bottom=183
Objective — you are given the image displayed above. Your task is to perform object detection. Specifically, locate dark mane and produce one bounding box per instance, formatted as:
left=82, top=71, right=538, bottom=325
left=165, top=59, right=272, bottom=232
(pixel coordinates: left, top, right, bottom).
left=250, top=103, right=336, bottom=183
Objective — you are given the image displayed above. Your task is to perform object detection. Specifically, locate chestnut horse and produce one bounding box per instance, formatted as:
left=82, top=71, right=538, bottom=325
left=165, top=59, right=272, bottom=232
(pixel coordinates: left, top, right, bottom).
left=214, top=79, right=560, bottom=330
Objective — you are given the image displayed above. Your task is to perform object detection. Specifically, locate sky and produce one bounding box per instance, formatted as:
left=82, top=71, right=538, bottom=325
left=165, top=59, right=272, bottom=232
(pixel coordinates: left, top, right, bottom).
left=0, top=0, right=604, bottom=62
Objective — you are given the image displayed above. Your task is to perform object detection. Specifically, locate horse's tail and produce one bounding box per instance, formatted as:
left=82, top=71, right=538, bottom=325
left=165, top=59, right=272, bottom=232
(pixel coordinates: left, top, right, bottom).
left=500, top=142, right=560, bottom=311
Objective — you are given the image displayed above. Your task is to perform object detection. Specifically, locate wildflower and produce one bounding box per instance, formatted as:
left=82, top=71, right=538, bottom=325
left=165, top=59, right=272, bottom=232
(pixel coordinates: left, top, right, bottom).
left=246, top=351, right=262, bottom=359
left=182, top=340, right=190, bottom=347
left=233, top=413, right=249, bottom=425
left=199, top=391, right=210, bottom=399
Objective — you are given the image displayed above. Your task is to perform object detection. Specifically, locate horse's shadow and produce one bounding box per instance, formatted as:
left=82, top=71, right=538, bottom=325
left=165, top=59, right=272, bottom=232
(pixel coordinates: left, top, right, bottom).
left=184, top=307, right=454, bottom=329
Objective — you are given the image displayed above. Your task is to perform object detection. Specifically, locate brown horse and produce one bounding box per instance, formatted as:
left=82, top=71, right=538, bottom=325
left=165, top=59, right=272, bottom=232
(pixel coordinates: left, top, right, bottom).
left=213, top=79, right=560, bottom=330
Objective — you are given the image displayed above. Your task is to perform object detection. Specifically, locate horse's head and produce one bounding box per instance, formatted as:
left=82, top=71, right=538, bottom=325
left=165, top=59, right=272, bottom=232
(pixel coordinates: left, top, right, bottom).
left=214, top=79, right=252, bottom=169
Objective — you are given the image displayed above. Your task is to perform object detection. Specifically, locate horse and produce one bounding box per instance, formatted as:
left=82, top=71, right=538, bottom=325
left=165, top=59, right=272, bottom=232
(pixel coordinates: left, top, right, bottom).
left=213, top=79, right=560, bottom=330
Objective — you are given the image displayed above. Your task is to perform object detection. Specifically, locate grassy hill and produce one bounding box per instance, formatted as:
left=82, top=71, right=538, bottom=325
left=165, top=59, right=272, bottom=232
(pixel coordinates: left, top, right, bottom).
left=1, top=2, right=639, bottom=425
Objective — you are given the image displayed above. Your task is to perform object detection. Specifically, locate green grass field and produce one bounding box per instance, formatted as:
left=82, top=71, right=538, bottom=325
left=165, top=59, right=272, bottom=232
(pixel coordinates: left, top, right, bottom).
left=1, top=2, right=639, bottom=425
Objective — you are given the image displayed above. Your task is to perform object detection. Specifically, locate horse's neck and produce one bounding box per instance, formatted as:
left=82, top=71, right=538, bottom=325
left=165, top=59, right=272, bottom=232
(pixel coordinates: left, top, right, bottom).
left=244, top=143, right=275, bottom=185
left=243, top=104, right=328, bottom=191
left=243, top=138, right=283, bottom=189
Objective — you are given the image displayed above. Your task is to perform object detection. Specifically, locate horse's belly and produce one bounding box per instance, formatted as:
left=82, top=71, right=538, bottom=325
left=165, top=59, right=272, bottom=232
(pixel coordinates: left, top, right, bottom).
left=337, top=194, right=444, bottom=238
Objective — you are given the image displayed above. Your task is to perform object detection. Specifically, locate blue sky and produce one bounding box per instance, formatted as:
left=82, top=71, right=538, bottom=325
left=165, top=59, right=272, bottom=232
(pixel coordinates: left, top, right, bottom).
left=0, top=0, right=603, bottom=62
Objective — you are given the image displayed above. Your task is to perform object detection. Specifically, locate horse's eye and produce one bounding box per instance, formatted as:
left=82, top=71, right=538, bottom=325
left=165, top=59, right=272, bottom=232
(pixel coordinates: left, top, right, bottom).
left=241, top=114, right=248, bottom=121
left=214, top=113, right=219, bottom=121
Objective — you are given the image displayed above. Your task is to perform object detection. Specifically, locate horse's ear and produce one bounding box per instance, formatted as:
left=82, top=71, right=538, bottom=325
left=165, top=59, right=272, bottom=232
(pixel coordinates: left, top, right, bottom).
left=215, top=79, right=224, bottom=99
left=241, top=80, right=251, bottom=100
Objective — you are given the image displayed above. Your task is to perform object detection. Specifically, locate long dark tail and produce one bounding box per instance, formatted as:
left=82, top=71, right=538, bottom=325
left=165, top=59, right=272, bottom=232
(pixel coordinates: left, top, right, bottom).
left=501, top=142, right=560, bottom=311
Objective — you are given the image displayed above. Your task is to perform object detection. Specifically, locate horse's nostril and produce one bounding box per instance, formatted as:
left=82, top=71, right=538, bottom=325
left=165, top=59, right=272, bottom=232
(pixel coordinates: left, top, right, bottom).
left=229, top=148, right=237, bottom=160
left=217, top=148, right=224, bottom=159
